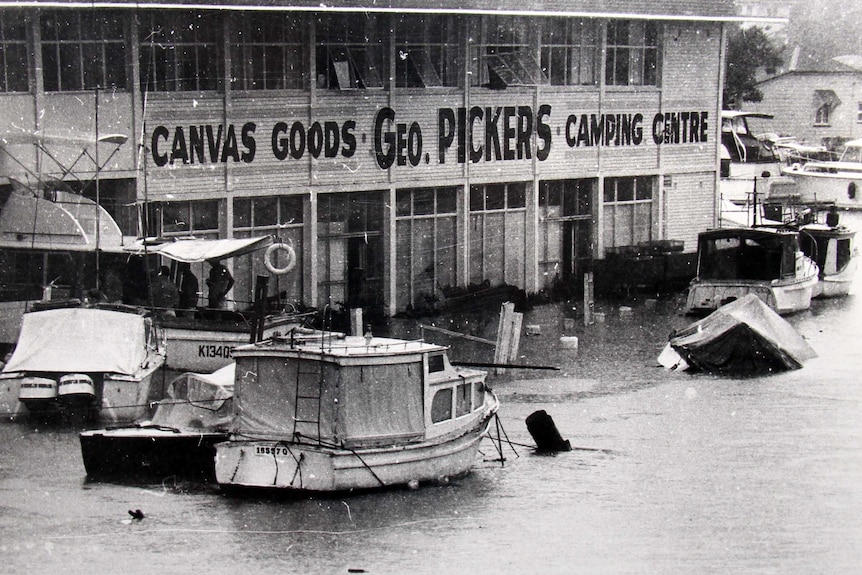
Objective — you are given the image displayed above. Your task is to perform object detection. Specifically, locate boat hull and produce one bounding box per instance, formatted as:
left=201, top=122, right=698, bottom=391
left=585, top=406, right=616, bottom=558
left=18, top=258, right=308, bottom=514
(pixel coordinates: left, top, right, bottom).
left=215, top=417, right=494, bottom=493
left=80, top=428, right=227, bottom=480
left=685, top=275, right=818, bottom=315
left=785, top=170, right=862, bottom=209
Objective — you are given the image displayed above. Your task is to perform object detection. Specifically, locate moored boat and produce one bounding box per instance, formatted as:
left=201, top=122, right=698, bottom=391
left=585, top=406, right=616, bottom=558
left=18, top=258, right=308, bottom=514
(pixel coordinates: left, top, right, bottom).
left=685, top=227, right=819, bottom=315
left=799, top=222, right=858, bottom=297
left=214, top=333, right=499, bottom=493
left=719, top=111, right=783, bottom=204
left=784, top=139, right=862, bottom=209
left=0, top=303, right=166, bottom=422
left=80, top=363, right=235, bottom=480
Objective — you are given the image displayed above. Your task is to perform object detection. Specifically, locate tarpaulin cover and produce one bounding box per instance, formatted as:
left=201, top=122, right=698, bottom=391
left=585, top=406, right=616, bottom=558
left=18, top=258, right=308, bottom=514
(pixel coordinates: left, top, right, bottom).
left=150, top=363, right=235, bottom=431
left=4, top=307, right=152, bottom=375
left=667, top=294, right=817, bottom=374
left=124, top=236, right=273, bottom=263
left=234, top=355, right=424, bottom=445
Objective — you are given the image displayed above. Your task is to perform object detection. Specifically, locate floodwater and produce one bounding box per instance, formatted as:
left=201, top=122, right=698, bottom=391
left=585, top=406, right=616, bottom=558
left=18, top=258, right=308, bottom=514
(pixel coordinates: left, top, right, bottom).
left=2, top=277, right=862, bottom=574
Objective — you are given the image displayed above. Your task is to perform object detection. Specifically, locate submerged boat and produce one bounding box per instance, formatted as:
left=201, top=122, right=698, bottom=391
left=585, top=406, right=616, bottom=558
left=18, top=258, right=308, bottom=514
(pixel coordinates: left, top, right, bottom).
left=0, top=303, right=166, bottom=422
left=784, top=139, right=862, bottom=208
left=214, top=333, right=499, bottom=493
left=80, top=363, right=235, bottom=480
left=685, top=227, right=819, bottom=315
left=660, top=294, right=817, bottom=374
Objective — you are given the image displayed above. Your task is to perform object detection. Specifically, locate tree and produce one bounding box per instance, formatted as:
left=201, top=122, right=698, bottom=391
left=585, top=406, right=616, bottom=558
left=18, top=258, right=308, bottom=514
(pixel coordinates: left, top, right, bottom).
left=723, top=26, right=784, bottom=110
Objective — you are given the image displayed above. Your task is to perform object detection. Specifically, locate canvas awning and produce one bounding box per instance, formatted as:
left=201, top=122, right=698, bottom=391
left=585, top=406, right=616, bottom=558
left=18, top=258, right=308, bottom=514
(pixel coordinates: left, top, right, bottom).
left=124, top=235, right=273, bottom=262
left=3, top=307, right=152, bottom=376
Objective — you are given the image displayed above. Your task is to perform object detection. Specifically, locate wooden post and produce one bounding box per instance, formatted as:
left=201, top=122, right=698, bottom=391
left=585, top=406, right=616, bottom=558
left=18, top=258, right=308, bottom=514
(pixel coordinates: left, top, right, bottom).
left=583, top=271, right=594, bottom=326
left=494, top=302, right=523, bottom=374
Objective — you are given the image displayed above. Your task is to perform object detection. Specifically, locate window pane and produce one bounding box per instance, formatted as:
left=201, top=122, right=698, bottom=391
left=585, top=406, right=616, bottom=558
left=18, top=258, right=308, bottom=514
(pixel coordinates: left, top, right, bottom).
left=192, top=200, right=219, bottom=231
left=431, top=388, right=453, bottom=423
left=507, top=184, right=526, bottom=209
left=253, top=197, right=278, bottom=227
left=396, top=189, right=412, bottom=217
left=485, top=184, right=505, bottom=210
left=617, top=178, right=634, bottom=202
left=456, top=383, right=471, bottom=416
left=234, top=198, right=251, bottom=228
left=279, top=196, right=304, bottom=224
left=437, top=187, right=457, bottom=214
left=414, top=189, right=434, bottom=215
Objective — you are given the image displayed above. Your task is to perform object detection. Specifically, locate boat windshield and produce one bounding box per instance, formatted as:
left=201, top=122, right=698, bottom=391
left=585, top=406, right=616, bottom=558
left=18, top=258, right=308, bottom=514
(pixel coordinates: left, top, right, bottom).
left=698, top=234, right=793, bottom=281
left=839, top=145, right=862, bottom=164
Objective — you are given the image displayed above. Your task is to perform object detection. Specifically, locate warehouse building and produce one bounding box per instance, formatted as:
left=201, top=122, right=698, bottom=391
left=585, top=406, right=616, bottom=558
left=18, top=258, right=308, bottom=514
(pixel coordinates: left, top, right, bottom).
left=0, top=0, right=745, bottom=318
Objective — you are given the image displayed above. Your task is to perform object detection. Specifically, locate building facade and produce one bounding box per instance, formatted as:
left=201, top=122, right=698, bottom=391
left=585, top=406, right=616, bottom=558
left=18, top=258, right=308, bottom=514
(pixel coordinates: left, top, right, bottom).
left=0, top=1, right=739, bottom=316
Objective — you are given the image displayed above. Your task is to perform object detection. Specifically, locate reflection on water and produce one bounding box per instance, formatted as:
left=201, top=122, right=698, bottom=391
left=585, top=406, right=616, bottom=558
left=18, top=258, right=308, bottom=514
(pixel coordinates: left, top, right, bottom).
left=2, top=283, right=862, bottom=574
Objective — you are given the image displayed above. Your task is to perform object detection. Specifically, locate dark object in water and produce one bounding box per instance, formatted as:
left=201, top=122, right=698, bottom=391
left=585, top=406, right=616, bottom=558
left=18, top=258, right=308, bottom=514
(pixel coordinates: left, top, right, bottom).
left=526, top=410, right=572, bottom=453
left=128, top=509, right=144, bottom=520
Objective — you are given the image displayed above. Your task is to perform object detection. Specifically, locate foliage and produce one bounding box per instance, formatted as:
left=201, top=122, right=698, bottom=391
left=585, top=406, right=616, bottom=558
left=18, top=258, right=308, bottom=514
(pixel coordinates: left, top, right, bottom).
left=723, top=26, right=784, bottom=110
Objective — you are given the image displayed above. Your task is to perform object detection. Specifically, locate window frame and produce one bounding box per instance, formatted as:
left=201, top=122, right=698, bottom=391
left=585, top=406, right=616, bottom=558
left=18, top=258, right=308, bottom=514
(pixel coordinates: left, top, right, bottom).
left=605, top=19, right=660, bottom=87
left=0, top=10, right=29, bottom=93
left=394, top=14, right=461, bottom=88
left=471, top=15, right=548, bottom=88
left=40, top=10, right=126, bottom=92
left=138, top=11, right=224, bottom=93
left=815, top=103, right=831, bottom=126
left=540, top=18, right=599, bottom=87
left=602, top=176, right=656, bottom=251
left=315, top=13, right=387, bottom=90
left=230, top=13, right=308, bottom=91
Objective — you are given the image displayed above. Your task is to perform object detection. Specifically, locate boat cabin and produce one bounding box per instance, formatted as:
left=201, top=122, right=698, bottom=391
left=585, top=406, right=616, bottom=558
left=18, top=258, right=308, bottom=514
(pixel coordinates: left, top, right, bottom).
left=696, top=228, right=800, bottom=283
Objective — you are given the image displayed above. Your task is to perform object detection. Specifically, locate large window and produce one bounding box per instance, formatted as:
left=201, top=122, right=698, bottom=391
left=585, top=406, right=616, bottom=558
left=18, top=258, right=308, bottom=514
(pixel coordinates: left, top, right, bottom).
left=541, top=19, right=599, bottom=86
left=471, top=15, right=547, bottom=87
left=602, top=176, right=655, bottom=250
left=469, top=182, right=527, bottom=287
left=605, top=20, right=659, bottom=87
left=394, top=15, right=461, bottom=88
left=395, top=187, right=458, bottom=311
left=315, top=13, right=386, bottom=90
left=0, top=11, right=28, bottom=92
left=147, top=199, right=220, bottom=237
left=139, top=11, right=223, bottom=92
left=41, top=10, right=126, bottom=91
left=231, top=14, right=307, bottom=90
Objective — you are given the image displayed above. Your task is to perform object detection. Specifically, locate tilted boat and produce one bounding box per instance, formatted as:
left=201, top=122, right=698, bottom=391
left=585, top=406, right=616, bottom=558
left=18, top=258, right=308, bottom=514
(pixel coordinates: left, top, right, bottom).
left=79, top=363, right=235, bottom=480
left=0, top=302, right=166, bottom=422
left=685, top=227, right=819, bottom=315
left=214, top=333, right=499, bottom=493
left=660, top=294, right=817, bottom=374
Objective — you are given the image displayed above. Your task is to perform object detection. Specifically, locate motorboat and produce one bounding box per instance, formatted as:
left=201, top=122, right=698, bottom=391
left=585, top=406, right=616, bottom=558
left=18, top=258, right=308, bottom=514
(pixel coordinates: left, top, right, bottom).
left=799, top=222, right=858, bottom=297
left=660, top=294, right=817, bottom=374
left=784, top=139, right=862, bottom=208
left=0, top=302, right=166, bottom=422
left=79, top=363, right=235, bottom=481
left=685, top=227, right=819, bottom=315
left=719, top=111, right=783, bottom=204
left=214, top=332, right=499, bottom=493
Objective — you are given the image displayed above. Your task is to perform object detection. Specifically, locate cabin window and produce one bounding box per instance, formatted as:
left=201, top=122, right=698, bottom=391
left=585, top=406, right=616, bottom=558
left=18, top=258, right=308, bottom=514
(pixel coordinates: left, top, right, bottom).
left=469, top=182, right=528, bottom=287
left=139, top=11, right=223, bottom=92
left=455, top=383, right=472, bottom=417
left=427, top=353, right=445, bottom=373
left=836, top=238, right=852, bottom=272
left=394, top=15, right=460, bottom=88
left=431, top=388, right=453, bottom=423
left=0, top=11, right=29, bottom=92
left=315, top=13, right=386, bottom=90
left=41, top=10, right=126, bottom=91
left=470, top=15, right=547, bottom=87
left=605, top=20, right=660, bottom=87
left=230, top=13, right=307, bottom=90
left=603, top=176, right=655, bottom=251
left=541, top=19, right=599, bottom=86
left=395, top=187, right=458, bottom=311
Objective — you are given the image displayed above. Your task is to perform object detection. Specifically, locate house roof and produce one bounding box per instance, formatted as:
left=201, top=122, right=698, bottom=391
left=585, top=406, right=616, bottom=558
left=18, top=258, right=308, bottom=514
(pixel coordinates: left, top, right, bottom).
left=0, top=0, right=747, bottom=21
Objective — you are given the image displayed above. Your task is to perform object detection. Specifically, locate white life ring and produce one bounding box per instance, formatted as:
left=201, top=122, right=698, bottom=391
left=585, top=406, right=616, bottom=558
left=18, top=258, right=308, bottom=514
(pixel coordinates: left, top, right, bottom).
left=264, top=243, right=296, bottom=275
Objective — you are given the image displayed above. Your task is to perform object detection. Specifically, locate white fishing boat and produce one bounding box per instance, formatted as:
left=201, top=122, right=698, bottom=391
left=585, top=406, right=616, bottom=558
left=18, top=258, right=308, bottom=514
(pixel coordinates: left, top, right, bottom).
left=214, top=333, right=499, bottom=493
left=0, top=303, right=166, bottom=422
left=79, top=363, right=235, bottom=480
left=685, top=227, right=820, bottom=315
left=784, top=139, right=862, bottom=208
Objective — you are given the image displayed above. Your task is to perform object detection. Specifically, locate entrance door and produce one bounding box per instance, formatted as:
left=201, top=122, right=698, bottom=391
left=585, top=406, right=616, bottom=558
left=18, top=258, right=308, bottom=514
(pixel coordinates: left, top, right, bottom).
left=561, top=217, right=593, bottom=294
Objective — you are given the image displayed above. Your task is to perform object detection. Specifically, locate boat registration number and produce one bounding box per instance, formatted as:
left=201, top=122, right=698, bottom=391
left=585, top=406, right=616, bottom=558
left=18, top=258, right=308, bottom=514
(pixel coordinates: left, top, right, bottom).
left=255, top=445, right=291, bottom=457
left=198, top=344, right=233, bottom=359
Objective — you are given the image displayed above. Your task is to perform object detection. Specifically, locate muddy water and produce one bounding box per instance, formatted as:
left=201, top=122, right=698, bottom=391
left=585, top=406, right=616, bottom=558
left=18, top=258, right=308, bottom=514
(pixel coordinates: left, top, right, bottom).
left=1, top=280, right=861, bottom=574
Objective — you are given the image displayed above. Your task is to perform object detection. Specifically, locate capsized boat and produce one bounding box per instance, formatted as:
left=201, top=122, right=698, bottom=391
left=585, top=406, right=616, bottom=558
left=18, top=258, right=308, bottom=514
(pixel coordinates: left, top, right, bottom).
left=79, top=363, right=235, bottom=480
left=214, top=333, right=499, bottom=493
left=0, top=302, right=166, bottom=422
left=660, top=294, right=817, bottom=374
left=685, top=227, right=819, bottom=315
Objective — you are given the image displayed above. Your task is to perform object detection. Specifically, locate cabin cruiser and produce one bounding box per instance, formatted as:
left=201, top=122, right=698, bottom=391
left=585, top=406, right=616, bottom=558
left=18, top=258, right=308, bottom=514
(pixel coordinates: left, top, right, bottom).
left=784, top=139, right=862, bottom=208
left=214, top=332, right=499, bottom=493
left=719, top=111, right=783, bottom=204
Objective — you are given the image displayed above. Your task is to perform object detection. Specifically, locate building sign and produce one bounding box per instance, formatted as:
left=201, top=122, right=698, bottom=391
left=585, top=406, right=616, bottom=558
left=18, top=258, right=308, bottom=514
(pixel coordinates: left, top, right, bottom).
left=149, top=106, right=709, bottom=169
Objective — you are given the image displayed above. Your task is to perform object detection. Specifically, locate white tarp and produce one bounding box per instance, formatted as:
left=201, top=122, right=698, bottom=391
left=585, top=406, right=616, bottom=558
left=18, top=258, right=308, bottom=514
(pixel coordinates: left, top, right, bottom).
left=3, top=307, right=150, bottom=375
left=124, top=236, right=273, bottom=263
left=150, top=363, right=235, bottom=430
